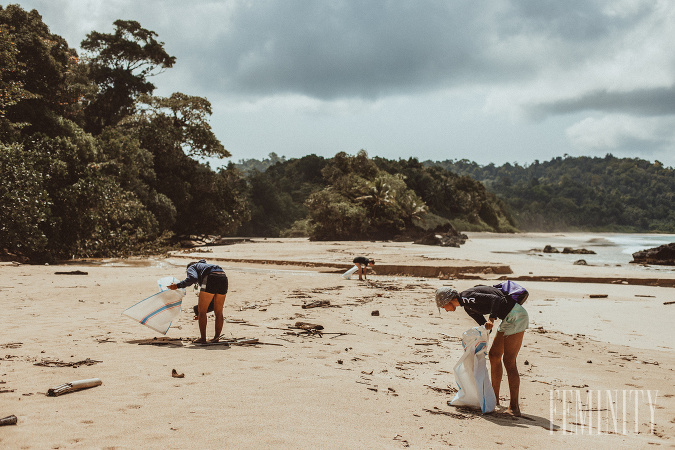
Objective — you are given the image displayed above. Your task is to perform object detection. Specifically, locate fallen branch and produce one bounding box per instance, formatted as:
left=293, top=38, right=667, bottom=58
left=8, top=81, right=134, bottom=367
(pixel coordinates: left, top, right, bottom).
left=423, top=408, right=471, bottom=419
left=664, top=300, right=675, bottom=305
left=47, top=378, right=102, bottom=397
left=127, top=338, right=184, bottom=347
left=0, top=415, right=17, bottom=426
left=302, top=300, right=331, bottom=309
left=54, top=270, right=88, bottom=275
left=34, top=358, right=102, bottom=368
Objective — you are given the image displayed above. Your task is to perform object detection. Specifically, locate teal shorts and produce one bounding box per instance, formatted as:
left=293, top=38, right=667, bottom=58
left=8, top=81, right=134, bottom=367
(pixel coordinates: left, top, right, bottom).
left=498, top=303, right=529, bottom=336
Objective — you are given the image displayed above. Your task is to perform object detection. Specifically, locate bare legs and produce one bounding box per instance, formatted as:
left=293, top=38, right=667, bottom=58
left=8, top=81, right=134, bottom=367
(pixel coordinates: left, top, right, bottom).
left=355, top=263, right=364, bottom=280
left=212, top=293, right=226, bottom=341
left=195, top=291, right=227, bottom=343
left=489, top=330, right=525, bottom=416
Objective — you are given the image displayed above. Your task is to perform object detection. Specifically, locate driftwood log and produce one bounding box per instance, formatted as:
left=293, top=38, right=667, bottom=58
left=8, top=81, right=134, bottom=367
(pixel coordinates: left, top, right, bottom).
left=301, top=300, right=330, bottom=309
left=0, top=415, right=17, bottom=426
left=294, top=322, right=324, bottom=331
left=47, top=378, right=102, bottom=396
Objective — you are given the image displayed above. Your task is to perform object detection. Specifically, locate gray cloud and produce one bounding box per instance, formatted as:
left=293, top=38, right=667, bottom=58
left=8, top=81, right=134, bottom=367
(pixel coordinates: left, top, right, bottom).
left=530, top=85, right=675, bottom=118
left=174, top=0, right=630, bottom=100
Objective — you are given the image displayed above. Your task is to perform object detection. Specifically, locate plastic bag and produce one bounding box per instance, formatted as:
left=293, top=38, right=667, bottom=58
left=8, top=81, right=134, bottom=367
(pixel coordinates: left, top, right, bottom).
left=449, top=326, right=496, bottom=413
left=342, top=265, right=359, bottom=279
left=122, top=278, right=186, bottom=335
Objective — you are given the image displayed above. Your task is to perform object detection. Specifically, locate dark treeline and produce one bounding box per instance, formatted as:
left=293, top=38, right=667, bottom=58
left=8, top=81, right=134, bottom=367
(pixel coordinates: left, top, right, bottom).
left=429, top=155, right=675, bottom=232
left=236, top=151, right=515, bottom=239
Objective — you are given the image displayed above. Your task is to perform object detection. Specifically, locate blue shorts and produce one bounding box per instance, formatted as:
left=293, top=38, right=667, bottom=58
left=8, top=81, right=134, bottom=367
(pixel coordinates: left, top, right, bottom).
left=498, top=303, right=529, bottom=336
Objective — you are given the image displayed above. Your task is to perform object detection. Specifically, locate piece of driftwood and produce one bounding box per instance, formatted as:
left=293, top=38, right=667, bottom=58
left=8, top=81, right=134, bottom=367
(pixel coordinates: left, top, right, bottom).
left=294, top=321, right=324, bottom=331
left=589, top=294, right=608, bottom=298
left=34, top=358, right=102, bottom=368
left=54, top=270, right=88, bottom=275
left=172, top=369, right=185, bottom=378
left=0, top=415, right=17, bottom=426
left=47, top=378, right=102, bottom=397
left=301, top=300, right=330, bottom=309
left=664, top=300, right=675, bottom=305
left=424, top=408, right=472, bottom=419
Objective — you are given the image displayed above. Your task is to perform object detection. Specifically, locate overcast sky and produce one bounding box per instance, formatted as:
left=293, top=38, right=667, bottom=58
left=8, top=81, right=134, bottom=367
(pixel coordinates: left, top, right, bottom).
left=10, top=0, right=675, bottom=168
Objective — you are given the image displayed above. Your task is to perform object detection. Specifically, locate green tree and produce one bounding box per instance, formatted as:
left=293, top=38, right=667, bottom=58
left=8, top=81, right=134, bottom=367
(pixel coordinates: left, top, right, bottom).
left=0, top=142, right=50, bottom=261
left=0, top=5, right=81, bottom=138
left=81, top=20, right=176, bottom=134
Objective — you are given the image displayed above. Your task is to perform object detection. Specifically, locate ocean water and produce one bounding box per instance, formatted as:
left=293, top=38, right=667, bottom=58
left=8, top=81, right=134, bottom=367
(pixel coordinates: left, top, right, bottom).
left=582, top=234, right=675, bottom=266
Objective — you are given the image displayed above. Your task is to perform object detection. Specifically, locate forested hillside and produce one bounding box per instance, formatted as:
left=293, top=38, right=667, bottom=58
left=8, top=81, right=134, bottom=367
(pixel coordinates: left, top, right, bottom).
left=429, top=156, right=675, bottom=232
left=236, top=151, right=515, bottom=239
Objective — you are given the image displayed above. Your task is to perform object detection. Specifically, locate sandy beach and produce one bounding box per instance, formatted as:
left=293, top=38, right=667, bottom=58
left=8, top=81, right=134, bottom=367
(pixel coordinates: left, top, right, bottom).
left=1, top=232, right=673, bottom=448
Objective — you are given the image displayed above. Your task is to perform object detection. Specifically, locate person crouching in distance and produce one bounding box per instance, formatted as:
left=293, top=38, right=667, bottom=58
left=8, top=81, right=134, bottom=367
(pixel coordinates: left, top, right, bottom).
left=352, top=256, right=375, bottom=281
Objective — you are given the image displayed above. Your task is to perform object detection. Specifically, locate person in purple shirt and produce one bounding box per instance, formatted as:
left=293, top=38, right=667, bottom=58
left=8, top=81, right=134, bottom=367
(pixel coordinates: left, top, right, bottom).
left=169, top=259, right=228, bottom=344
left=435, top=285, right=529, bottom=416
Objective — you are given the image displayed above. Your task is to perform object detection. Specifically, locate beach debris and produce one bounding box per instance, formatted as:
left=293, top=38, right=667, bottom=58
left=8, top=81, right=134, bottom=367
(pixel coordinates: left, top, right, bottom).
left=301, top=300, right=331, bottom=309
left=424, top=385, right=458, bottom=395
left=34, top=358, right=102, bottom=368
left=239, top=304, right=259, bottom=311
left=587, top=360, right=592, bottom=363
left=371, top=310, right=380, bottom=316
left=664, top=301, right=675, bottom=305
left=635, top=295, right=655, bottom=298
left=0, top=388, right=15, bottom=394
left=47, top=378, right=102, bottom=397
left=393, top=434, right=410, bottom=447
left=0, top=415, right=17, bottom=426
left=424, top=407, right=472, bottom=420
left=294, top=321, right=324, bottom=331
left=574, top=259, right=587, bottom=265
left=127, top=337, right=184, bottom=347
left=171, top=369, right=185, bottom=378
left=337, top=359, right=343, bottom=364
left=228, top=338, right=259, bottom=345
left=54, top=270, right=88, bottom=275
left=589, top=294, right=608, bottom=298
left=0, top=342, right=22, bottom=349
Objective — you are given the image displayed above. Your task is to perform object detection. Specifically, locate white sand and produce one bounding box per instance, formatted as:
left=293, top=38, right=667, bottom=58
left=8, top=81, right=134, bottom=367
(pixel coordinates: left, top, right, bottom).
left=1, top=233, right=673, bottom=448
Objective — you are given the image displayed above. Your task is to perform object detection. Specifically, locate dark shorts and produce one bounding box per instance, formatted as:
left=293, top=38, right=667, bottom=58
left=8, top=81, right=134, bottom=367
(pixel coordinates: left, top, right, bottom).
left=202, top=272, right=228, bottom=295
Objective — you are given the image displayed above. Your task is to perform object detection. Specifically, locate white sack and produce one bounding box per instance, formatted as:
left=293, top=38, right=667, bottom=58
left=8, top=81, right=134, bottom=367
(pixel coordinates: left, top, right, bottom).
left=450, top=326, right=496, bottom=414
left=122, top=278, right=186, bottom=335
left=341, top=265, right=359, bottom=279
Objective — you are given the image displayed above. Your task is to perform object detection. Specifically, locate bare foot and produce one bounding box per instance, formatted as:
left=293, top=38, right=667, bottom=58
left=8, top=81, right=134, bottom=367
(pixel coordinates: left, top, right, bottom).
left=507, top=405, right=521, bottom=417
left=209, top=337, right=220, bottom=343
left=192, top=338, right=207, bottom=345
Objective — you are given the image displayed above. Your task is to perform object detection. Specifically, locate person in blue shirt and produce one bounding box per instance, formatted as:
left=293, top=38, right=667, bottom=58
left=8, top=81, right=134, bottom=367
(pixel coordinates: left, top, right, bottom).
left=435, top=285, right=529, bottom=416
left=169, top=260, right=228, bottom=344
